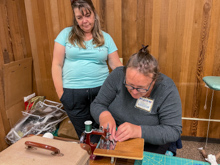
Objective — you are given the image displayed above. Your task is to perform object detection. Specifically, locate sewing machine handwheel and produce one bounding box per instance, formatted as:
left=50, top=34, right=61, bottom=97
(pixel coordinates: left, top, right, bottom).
left=80, top=143, right=92, bottom=155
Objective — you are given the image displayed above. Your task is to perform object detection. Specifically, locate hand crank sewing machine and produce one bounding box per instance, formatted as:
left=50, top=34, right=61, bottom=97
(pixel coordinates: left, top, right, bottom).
left=79, top=121, right=144, bottom=164
left=79, top=124, right=116, bottom=160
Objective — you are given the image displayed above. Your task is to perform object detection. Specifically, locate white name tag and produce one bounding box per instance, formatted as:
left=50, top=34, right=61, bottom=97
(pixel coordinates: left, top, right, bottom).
left=135, top=97, right=154, bottom=112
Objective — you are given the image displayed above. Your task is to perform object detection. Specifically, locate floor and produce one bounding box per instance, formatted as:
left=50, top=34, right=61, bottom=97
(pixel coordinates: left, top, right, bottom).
left=176, top=140, right=220, bottom=164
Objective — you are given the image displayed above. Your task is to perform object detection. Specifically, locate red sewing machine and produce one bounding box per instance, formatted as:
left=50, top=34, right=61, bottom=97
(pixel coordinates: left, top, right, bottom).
left=80, top=121, right=144, bottom=165
left=79, top=124, right=116, bottom=160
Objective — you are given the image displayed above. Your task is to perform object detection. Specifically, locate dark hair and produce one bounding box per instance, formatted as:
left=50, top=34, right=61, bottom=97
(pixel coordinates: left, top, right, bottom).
left=69, top=0, right=104, bottom=48
left=124, top=45, right=160, bottom=81
left=71, top=0, right=95, bottom=11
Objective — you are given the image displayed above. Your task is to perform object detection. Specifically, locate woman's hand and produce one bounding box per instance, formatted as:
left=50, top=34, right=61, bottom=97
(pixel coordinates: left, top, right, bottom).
left=58, top=90, right=64, bottom=99
left=115, top=122, right=142, bottom=142
left=99, top=111, right=116, bottom=140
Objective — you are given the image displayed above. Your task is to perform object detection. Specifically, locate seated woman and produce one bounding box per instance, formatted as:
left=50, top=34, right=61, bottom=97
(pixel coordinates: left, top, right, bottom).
left=90, top=45, right=182, bottom=154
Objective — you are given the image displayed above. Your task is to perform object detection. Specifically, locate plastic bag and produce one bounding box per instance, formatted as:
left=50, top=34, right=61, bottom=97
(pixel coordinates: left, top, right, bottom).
left=6, top=99, right=67, bottom=144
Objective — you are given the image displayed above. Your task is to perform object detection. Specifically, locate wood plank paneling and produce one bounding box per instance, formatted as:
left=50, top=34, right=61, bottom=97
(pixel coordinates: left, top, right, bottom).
left=157, top=0, right=169, bottom=73
left=113, top=0, right=122, bottom=57
left=122, top=0, right=138, bottom=63
left=0, top=43, right=9, bottom=150
left=0, top=0, right=14, bottom=63
left=24, top=0, right=73, bottom=101
left=164, top=0, right=178, bottom=78
left=94, top=0, right=122, bottom=57
left=0, top=0, right=31, bottom=151
left=24, top=0, right=220, bottom=139
left=136, top=0, right=146, bottom=51
left=1, top=0, right=220, bottom=141
left=150, top=0, right=161, bottom=59
left=6, top=0, right=26, bottom=61
left=190, top=0, right=212, bottom=137
left=16, top=0, right=32, bottom=58
left=179, top=0, right=195, bottom=119
left=144, top=0, right=153, bottom=47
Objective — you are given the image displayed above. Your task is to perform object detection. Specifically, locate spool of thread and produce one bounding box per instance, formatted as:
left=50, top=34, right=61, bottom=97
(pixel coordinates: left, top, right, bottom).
left=43, top=132, right=54, bottom=139
left=84, top=120, right=92, bottom=133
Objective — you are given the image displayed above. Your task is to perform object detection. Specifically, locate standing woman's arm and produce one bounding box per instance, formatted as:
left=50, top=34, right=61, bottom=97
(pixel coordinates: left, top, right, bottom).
left=52, top=42, right=66, bottom=99
left=108, top=51, right=123, bottom=70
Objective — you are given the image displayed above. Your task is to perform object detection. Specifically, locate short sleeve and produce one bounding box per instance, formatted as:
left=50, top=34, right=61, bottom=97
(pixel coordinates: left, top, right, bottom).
left=103, top=32, right=118, bottom=54
left=54, top=27, right=72, bottom=46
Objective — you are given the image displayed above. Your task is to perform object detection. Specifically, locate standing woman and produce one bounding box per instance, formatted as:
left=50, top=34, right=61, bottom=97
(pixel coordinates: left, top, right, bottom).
left=52, top=0, right=122, bottom=138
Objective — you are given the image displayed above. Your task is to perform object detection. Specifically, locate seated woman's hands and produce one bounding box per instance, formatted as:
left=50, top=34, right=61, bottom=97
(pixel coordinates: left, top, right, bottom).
left=99, top=112, right=142, bottom=142
left=99, top=111, right=116, bottom=140
left=115, top=122, right=142, bottom=142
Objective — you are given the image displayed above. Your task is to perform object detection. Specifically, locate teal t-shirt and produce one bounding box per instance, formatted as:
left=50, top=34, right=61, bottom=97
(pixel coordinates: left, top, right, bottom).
left=54, top=27, right=118, bottom=89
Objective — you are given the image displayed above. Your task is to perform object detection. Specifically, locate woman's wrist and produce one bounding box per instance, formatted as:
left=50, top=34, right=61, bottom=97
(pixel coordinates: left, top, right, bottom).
left=99, top=111, right=112, bottom=126
left=57, top=89, right=64, bottom=99
left=137, top=125, right=142, bottom=138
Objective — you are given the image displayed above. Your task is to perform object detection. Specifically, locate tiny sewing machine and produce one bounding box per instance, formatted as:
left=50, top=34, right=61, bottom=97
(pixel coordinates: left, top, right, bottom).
left=80, top=121, right=145, bottom=164
left=80, top=124, right=116, bottom=160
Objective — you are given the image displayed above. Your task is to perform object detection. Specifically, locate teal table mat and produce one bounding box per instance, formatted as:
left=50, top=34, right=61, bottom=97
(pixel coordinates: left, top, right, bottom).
left=203, top=76, right=220, bottom=91
left=134, top=151, right=215, bottom=165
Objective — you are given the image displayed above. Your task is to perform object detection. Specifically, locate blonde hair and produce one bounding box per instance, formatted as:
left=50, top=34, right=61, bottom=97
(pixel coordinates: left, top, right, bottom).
left=69, top=0, right=104, bottom=49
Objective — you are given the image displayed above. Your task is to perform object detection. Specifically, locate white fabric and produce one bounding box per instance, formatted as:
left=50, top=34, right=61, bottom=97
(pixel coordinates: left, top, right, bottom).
left=205, top=154, right=218, bottom=165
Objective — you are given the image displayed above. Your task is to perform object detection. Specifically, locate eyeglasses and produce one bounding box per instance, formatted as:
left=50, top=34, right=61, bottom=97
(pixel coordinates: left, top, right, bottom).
left=124, top=79, right=154, bottom=93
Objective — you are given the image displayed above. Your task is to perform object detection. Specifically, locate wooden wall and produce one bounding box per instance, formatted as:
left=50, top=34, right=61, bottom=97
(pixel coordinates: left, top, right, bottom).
left=24, top=0, right=73, bottom=102
left=0, top=0, right=32, bottom=150
left=133, top=0, right=220, bottom=139
left=94, top=0, right=220, bottom=140
left=0, top=0, right=220, bottom=149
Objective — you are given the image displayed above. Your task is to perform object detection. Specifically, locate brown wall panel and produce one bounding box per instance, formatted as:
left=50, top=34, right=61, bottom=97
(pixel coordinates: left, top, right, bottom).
left=24, top=0, right=73, bottom=102
left=93, top=0, right=122, bottom=57
left=1, top=0, right=220, bottom=142
left=24, top=0, right=220, bottom=139
left=122, top=0, right=138, bottom=63
left=0, top=0, right=14, bottom=63
left=0, top=0, right=31, bottom=151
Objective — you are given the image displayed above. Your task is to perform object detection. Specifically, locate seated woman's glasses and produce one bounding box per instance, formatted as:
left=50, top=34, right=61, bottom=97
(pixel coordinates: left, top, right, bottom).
left=124, top=79, right=153, bottom=93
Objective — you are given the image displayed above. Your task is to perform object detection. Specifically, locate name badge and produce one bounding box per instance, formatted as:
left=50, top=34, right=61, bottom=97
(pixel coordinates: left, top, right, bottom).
left=135, top=97, right=154, bottom=112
